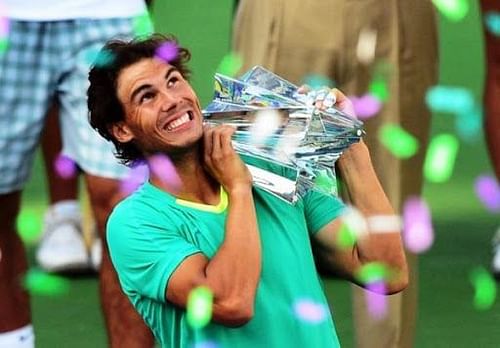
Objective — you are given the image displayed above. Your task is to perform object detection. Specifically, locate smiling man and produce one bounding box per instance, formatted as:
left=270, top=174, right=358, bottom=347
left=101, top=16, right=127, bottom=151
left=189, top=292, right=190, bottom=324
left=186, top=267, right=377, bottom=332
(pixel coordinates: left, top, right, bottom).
left=88, top=34, right=408, bottom=348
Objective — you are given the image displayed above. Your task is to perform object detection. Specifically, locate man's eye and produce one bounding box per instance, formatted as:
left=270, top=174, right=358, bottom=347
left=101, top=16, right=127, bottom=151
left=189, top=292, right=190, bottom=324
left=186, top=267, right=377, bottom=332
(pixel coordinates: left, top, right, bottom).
left=167, top=76, right=179, bottom=88
left=140, top=92, right=155, bottom=103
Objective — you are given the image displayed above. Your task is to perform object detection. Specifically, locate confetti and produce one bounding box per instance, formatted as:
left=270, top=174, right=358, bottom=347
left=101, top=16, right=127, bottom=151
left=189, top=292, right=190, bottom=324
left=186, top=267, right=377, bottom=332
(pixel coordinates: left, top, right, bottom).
left=378, top=124, right=419, bottom=159
left=425, top=86, right=474, bottom=114
left=355, top=262, right=390, bottom=285
left=193, top=341, right=220, bottom=348
left=350, top=94, right=382, bottom=119
left=249, top=109, right=282, bottom=146
left=148, top=154, right=182, bottom=192
left=470, top=267, right=496, bottom=310
left=474, top=175, right=500, bottom=213
left=455, top=106, right=482, bottom=141
left=432, top=0, right=469, bottom=22
left=154, top=41, right=179, bottom=63
left=0, top=15, right=9, bottom=37
left=83, top=48, right=116, bottom=68
left=133, top=12, right=154, bottom=37
left=216, top=52, right=243, bottom=77
left=293, top=299, right=328, bottom=324
left=402, top=196, right=434, bottom=253
left=368, top=77, right=389, bottom=102
left=484, top=11, right=500, bottom=36
left=187, top=286, right=213, bottom=329
left=302, top=74, right=335, bottom=90
left=356, top=28, right=377, bottom=65
left=54, top=153, right=78, bottom=179
left=314, top=171, right=337, bottom=194
left=16, top=208, right=43, bottom=243
left=0, top=37, right=8, bottom=54
left=365, top=281, right=388, bottom=320
left=337, top=206, right=367, bottom=248
left=423, top=134, right=459, bottom=183
left=120, top=164, right=149, bottom=195
left=23, top=269, right=70, bottom=296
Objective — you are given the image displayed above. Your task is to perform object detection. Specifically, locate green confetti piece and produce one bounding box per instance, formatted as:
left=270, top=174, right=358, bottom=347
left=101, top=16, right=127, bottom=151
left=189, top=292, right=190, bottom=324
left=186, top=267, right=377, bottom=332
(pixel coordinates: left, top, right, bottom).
left=470, top=267, right=496, bottom=310
left=378, top=124, right=419, bottom=159
left=216, top=52, right=243, bottom=77
left=16, top=208, right=42, bottom=243
left=368, top=78, right=389, bottom=102
left=187, top=286, right=214, bottom=329
left=432, top=0, right=469, bottom=22
left=23, top=269, right=70, bottom=296
left=423, top=134, right=459, bottom=183
left=0, top=37, right=8, bottom=54
left=314, top=171, right=337, bottom=194
left=84, top=48, right=115, bottom=68
left=303, top=74, right=335, bottom=89
left=133, top=12, right=154, bottom=38
left=355, top=262, right=390, bottom=284
left=336, top=223, right=357, bottom=249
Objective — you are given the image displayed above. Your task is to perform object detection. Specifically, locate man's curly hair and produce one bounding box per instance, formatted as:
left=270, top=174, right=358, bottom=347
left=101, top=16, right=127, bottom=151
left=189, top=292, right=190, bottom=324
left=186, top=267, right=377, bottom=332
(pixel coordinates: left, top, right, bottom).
left=88, top=34, right=191, bottom=166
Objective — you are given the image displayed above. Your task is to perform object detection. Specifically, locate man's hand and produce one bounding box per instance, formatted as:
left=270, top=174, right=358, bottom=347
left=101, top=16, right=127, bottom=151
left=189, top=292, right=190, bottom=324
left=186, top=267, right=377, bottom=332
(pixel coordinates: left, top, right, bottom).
left=203, top=125, right=252, bottom=193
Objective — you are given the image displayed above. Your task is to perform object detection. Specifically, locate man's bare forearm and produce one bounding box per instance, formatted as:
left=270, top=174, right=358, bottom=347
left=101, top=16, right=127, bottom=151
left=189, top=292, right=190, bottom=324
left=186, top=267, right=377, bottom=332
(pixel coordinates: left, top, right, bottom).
left=337, top=141, right=408, bottom=291
left=205, top=187, right=261, bottom=325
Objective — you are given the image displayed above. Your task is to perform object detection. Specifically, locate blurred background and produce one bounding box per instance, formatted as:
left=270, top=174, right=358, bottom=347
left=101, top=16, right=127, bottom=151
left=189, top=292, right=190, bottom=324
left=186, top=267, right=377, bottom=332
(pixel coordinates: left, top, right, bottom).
left=16, top=0, right=499, bottom=346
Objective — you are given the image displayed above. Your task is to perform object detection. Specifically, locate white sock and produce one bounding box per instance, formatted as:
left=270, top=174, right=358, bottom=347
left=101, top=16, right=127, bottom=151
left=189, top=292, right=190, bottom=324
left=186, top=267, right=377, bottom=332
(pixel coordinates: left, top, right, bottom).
left=49, top=200, right=81, bottom=218
left=0, top=324, right=35, bottom=348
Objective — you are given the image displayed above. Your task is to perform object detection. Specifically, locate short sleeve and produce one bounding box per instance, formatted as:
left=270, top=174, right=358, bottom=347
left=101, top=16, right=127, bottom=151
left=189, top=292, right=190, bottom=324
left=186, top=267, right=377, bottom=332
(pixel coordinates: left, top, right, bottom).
left=107, top=200, right=201, bottom=303
left=302, top=190, right=345, bottom=235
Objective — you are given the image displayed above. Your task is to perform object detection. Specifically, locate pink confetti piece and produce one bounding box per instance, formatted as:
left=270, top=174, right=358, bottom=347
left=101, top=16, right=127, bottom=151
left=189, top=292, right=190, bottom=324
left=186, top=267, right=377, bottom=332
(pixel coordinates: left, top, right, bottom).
left=54, top=154, right=78, bottom=179
left=0, top=16, right=9, bottom=37
left=365, top=281, right=388, bottom=320
left=154, top=41, right=179, bottom=63
left=293, top=299, right=328, bottom=324
left=350, top=94, right=382, bottom=119
left=120, top=164, right=149, bottom=195
left=148, top=154, right=182, bottom=192
left=403, top=196, right=434, bottom=253
left=474, top=175, right=500, bottom=213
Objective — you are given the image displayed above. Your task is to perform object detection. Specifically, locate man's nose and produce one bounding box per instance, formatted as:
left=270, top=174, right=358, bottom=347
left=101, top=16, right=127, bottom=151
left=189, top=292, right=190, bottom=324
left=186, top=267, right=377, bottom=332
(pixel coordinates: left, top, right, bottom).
left=158, top=90, right=180, bottom=113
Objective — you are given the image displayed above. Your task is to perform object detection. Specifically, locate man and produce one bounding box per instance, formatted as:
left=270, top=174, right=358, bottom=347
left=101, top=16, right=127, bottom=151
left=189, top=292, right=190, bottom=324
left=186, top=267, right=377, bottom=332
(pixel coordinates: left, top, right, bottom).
left=233, top=1, right=438, bottom=347
left=88, top=34, right=408, bottom=347
left=480, top=0, right=500, bottom=277
left=0, top=1, right=154, bottom=346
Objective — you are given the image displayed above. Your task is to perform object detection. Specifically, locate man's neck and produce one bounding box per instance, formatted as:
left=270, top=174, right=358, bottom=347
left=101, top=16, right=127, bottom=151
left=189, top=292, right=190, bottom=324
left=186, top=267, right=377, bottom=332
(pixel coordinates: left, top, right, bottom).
left=149, top=149, right=220, bottom=205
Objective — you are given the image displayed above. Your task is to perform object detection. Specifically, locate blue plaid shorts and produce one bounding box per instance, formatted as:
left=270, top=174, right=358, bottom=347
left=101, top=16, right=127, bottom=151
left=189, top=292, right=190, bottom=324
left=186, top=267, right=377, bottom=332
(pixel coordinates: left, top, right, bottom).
left=0, top=18, right=136, bottom=194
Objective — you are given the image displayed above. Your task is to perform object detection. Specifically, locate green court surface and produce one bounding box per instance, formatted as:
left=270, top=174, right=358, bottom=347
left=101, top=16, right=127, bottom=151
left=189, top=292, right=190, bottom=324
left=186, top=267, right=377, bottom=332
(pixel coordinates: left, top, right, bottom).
left=17, top=1, right=500, bottom=347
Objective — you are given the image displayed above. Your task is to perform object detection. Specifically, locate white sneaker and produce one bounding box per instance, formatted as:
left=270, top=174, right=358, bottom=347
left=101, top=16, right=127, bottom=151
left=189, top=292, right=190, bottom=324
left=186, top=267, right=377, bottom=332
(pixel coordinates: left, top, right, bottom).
left=36, top=201, right=90, bottom=273
left=491, top=226, right=500, bottom=279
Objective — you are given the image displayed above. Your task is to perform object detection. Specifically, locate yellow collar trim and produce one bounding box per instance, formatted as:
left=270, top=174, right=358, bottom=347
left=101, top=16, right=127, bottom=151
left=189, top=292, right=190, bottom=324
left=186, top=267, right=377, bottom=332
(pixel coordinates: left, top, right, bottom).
left=175, top=186, right=228, bottom=213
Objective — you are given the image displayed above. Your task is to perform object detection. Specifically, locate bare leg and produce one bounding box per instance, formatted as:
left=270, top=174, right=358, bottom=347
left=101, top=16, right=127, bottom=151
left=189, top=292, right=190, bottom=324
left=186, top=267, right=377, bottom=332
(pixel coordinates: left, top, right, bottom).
left=0, top=192, right=31, bottom=332
left=84, top=174, right=154, bottom=348
left=41, top=103, right=79, bottom=203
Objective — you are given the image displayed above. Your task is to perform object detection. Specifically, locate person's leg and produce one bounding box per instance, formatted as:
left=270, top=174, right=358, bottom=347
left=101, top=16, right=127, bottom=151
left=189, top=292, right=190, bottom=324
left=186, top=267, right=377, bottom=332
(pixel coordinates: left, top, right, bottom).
left=55, top=18, right=154, bottom=347
left=0, top=20, right=55, bottom=346
left=36, top=103, right=90, bottom=273
left=85, top=175, right=155, bottom=347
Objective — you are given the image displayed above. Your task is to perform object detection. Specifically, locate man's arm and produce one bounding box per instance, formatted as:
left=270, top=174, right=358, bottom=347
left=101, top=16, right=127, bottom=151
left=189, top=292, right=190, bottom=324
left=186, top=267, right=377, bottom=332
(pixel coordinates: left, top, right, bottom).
left=166, top=126, right=261, bottom=327
left=312, top=89, right=408, bottom=294
left=480, top=0, right=500, bottom=180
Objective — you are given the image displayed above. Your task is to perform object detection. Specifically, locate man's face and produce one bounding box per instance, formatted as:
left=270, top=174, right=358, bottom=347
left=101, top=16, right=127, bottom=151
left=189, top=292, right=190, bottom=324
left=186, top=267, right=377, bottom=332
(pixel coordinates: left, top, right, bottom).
left=115, top=58, right=203, bottom=156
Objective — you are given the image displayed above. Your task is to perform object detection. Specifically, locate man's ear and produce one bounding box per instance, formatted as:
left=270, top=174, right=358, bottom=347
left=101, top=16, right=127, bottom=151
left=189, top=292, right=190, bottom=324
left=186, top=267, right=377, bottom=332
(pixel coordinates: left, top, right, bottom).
left=109, top=121, right=134, bottom=143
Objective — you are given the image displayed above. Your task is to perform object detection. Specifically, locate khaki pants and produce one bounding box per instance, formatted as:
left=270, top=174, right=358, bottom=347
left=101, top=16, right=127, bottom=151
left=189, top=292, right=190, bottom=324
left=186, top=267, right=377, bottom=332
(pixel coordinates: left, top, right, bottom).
left=233, top=1, right=438, bottom=347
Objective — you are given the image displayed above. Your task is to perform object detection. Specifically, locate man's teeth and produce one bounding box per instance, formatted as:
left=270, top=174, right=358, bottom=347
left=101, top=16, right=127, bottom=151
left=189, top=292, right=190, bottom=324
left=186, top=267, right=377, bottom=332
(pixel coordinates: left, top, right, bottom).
left=166, top=113, right=190, bottom=131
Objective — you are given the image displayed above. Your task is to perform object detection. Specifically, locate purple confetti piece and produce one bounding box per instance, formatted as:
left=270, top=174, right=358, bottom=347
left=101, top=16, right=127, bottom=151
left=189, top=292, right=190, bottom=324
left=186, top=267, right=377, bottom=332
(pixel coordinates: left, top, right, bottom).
left=154, top=41, right=179, bottom=63
left=0, top=16, right=9, bottom=37
left=474, top=175, right=500, bottom=213
left=365, top=281, right=388, bottom=320
left=120, top=164, right=149, bottom=195
left=403, top=196, right=434, bottom=253
left=54, top=154, right=78, bottom=179
left=350, top=94, right=382, bottom=119
left=293, top=299, right=328, bottom=324
left=148, top=154, right=182, bottom=191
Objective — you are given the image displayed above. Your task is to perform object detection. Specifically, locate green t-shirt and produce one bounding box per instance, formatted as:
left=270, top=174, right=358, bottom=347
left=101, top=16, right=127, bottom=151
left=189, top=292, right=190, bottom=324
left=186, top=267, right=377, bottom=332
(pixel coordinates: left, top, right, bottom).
left=108, top=177, right=345, bottom=347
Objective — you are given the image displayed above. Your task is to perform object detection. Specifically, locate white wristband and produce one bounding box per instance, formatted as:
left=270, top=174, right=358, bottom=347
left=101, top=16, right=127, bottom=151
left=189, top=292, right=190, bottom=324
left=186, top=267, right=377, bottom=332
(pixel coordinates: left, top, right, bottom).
left=366, top=215, right=402, bottom=233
